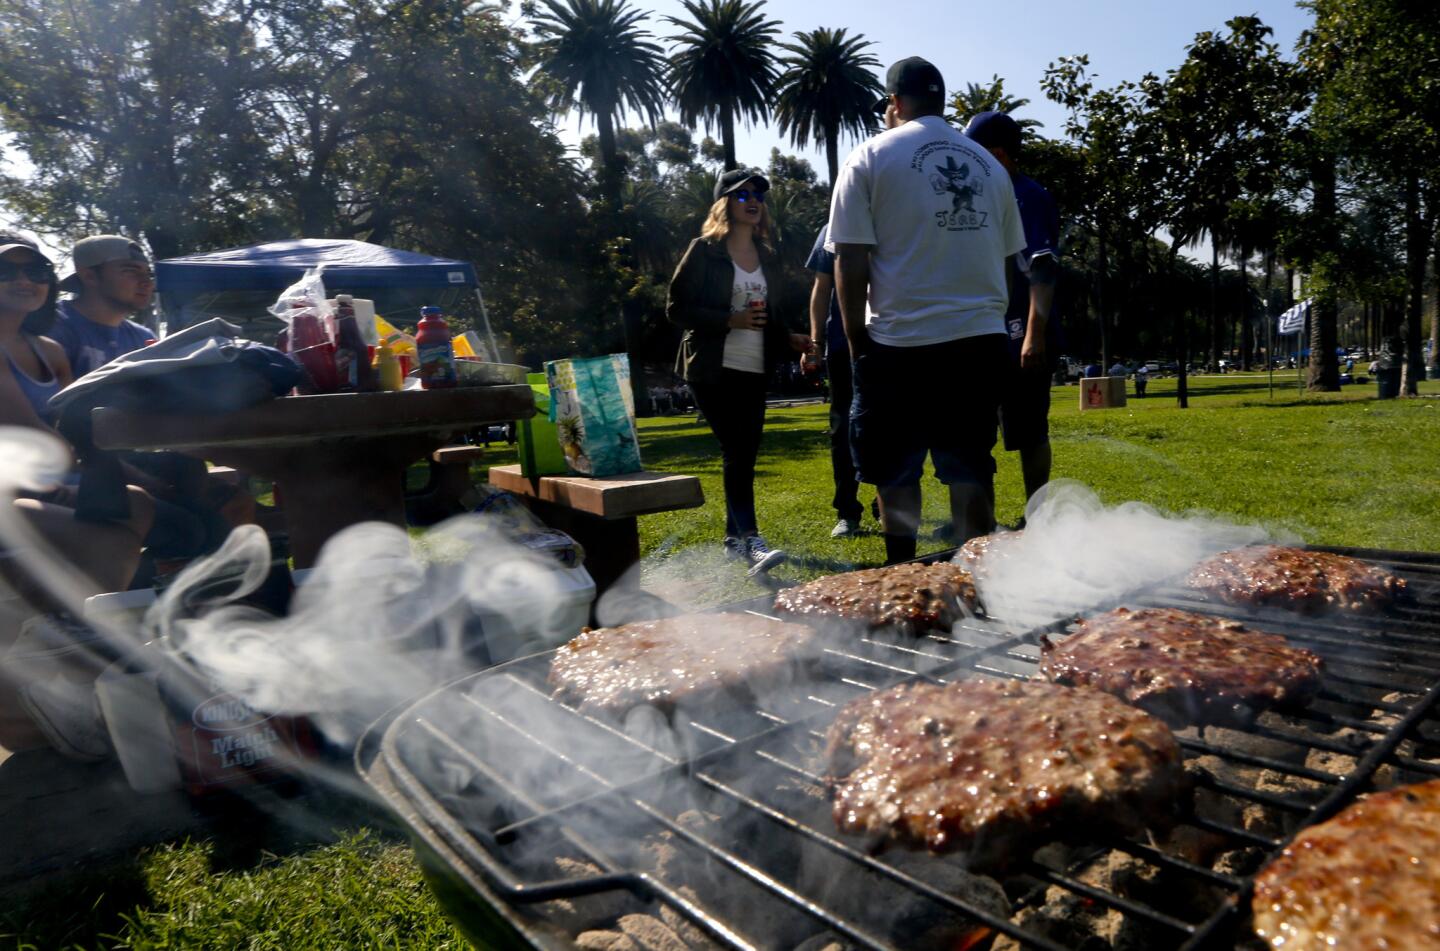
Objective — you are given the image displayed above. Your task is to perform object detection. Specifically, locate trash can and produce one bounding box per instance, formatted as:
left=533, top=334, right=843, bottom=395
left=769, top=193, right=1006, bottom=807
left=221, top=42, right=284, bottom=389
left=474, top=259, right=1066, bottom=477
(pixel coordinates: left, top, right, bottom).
left=1376, top=367, right=1401, bottom=399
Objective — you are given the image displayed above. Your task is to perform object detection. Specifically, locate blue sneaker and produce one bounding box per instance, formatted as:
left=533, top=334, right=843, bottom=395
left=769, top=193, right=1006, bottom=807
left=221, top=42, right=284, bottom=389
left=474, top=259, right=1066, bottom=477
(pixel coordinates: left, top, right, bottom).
left=723, top=536, right=745, bottom=561
left=743, top=534, right=786, bottom=576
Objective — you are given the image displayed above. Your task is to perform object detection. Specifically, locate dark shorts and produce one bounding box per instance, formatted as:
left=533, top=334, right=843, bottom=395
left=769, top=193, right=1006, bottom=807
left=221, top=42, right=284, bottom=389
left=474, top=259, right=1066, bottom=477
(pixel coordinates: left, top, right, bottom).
left=849, top=333, right=1007, bottom=487
left=999, top=362, right=1053, bottom=451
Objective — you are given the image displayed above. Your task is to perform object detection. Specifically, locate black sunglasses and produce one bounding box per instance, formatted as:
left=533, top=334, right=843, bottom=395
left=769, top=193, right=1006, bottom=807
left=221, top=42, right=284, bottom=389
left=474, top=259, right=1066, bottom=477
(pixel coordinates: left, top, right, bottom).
left=0, top=260, right=56, bottom=284
left=732, top=188, right=767, bottom=204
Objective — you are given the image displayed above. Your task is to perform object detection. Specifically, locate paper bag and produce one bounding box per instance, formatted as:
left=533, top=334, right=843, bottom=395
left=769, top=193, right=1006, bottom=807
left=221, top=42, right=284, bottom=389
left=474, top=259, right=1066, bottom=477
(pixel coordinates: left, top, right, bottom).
left=518, top=372, right=568, bottom=477
left=544, top=355, right=642, bottom=476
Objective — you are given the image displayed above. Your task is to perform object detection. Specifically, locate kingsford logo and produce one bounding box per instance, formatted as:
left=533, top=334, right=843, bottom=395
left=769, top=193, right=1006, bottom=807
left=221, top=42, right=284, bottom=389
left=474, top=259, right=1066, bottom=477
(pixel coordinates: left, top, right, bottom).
left=192, top=693, right=271, bottom=732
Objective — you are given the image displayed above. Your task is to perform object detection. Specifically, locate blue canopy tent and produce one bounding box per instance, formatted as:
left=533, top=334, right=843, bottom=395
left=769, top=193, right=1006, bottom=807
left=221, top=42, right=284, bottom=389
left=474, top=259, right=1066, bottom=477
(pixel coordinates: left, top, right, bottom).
left=155, top=238, right=499, bottom=358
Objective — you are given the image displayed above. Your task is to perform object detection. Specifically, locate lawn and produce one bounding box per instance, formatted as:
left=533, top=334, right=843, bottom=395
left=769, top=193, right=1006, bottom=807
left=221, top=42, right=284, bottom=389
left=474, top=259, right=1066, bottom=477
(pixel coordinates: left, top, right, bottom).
left=5, top=372, right=1438, bottom=949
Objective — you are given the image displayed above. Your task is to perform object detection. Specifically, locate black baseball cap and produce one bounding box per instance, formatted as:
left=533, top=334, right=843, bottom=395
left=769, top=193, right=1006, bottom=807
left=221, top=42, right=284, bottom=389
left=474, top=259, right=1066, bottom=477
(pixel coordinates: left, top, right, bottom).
left=873, top=57, right=945, bottom=114
left=714, top=168, right=770, bottom=201
left=963, top=110, right=1022, bottom=155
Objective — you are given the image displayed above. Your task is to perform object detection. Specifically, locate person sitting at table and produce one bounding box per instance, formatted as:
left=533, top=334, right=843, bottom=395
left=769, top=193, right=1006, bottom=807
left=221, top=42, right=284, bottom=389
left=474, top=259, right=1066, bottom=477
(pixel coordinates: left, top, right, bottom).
left=50, top=234, right=250, bottom=565
left=0, top=233, right=158, bottom=761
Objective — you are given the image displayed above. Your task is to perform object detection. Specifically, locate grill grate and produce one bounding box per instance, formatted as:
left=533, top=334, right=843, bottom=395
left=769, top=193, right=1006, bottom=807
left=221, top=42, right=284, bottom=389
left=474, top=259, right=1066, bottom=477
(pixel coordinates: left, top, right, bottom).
left=360, top=548, right=1440, bottom=951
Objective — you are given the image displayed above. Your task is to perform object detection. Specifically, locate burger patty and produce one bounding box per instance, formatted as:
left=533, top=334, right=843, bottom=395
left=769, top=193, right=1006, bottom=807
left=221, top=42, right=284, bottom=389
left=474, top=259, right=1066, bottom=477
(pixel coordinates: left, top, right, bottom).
left=1252, top=778, right=1440, bottom=949
left=773, top=562, right=978, bottom=633
left=953, top=531, right=1022, bottom=580
left=825, top=678, right=1188, bottom=867
left=1186, top=545, right=1407, bottom=612
left=548, top=613, right=817, bottom=714
left=1039, top=607, right=1324, bottom=727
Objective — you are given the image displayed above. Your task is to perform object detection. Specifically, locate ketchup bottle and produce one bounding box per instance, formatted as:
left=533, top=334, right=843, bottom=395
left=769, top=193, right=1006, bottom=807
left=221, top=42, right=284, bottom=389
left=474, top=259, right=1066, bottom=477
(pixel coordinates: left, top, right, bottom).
left=415, top=306, right=457, bottom=389
left=333, top=294, right=376, bottom=392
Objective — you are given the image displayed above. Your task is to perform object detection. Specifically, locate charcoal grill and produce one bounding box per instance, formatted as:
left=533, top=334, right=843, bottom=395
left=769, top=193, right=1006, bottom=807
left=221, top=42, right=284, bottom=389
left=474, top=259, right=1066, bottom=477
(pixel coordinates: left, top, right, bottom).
left=357, top=546, right=1440, bottom=950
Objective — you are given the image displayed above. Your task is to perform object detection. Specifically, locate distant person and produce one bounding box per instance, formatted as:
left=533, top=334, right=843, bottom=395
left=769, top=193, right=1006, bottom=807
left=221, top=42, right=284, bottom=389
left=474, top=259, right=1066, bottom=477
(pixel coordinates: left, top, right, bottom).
left=804, top=223, right=868, bottom=537
left=963, top=110, right=1060, bottom=522
left=1084, top=361, right=1102, bottom=378
left=54, top=235, right=248, bottom=565
left=666, top=169, right=812, bottom=574
left=1108, top=359, right=1127, bottom=378
left=1134, top=362, right=1149, bottom=396
left=829, top=57, right=1025, bottom=563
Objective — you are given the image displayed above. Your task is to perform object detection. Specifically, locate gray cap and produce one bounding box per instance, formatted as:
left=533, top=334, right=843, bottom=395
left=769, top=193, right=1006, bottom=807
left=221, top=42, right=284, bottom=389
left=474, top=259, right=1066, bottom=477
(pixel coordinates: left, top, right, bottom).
left=60, top=235, right=150, bottom=291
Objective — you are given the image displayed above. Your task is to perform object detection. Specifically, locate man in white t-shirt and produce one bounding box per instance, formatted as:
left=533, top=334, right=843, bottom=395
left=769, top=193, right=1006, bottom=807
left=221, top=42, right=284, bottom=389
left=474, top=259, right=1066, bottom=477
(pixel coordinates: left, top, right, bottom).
left=830, top=56, right=1026, bottom=563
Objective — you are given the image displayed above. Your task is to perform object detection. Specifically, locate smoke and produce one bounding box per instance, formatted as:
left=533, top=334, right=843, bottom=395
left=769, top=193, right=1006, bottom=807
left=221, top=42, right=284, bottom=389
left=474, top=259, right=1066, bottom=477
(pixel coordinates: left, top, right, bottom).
left=970, top=479, right=1296, bottom=623
left=144, top=516, right=579, bottom=746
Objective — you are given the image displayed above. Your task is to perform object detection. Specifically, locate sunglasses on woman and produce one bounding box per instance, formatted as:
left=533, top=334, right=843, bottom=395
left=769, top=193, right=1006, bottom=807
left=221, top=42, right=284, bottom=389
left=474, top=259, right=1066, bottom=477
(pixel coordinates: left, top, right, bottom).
left=732, top=188, right=767, bottom=204
left=0, top=260, right=56, bottom=283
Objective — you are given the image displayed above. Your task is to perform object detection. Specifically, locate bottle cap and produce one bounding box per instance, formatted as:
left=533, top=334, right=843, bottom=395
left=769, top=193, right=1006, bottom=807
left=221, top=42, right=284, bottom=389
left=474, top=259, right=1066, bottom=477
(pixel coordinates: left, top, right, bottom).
left=336, top=293, right=353, bottom=304
left=420, top=306, right=441, bottom=317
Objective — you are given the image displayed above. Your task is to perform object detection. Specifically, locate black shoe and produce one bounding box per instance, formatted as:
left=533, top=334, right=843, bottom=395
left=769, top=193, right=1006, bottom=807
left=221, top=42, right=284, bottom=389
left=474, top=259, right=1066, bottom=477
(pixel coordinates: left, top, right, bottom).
left=931, top=522, right=956, bottom=542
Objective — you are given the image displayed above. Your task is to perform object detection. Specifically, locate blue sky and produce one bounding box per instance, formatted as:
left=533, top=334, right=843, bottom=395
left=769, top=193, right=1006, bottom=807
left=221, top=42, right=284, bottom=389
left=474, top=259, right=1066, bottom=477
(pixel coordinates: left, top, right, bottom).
left=553, top=0, right=1313, bottom=173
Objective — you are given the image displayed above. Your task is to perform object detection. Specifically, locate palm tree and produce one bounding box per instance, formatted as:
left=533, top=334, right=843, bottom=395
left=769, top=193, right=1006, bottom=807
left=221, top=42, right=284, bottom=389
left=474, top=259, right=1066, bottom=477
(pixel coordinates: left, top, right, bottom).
left=666, top=0, right=780, bottom=171
left=773, top=27, right=883, bottom=188
left=531, top=0, right=667, bottom=205
left=946, top=75, right=1044, bottom=136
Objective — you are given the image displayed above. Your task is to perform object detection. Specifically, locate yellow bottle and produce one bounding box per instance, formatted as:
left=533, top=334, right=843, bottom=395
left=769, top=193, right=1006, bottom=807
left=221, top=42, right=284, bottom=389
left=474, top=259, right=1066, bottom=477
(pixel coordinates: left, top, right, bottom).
left=376, top=337, right=403, bottom=392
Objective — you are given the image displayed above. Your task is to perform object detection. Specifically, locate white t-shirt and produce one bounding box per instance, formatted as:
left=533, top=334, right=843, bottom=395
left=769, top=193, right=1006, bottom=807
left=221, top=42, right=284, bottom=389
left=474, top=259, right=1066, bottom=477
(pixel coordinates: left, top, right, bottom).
left=722, top=261, right=766, bottom=374
left=828, top=115, right=1026, bottom=347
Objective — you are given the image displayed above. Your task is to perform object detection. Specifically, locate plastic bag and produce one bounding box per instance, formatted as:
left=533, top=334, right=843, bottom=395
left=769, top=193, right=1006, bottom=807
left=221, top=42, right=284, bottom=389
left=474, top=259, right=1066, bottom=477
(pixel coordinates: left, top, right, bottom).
left=269, top=268, right=338, bottom=392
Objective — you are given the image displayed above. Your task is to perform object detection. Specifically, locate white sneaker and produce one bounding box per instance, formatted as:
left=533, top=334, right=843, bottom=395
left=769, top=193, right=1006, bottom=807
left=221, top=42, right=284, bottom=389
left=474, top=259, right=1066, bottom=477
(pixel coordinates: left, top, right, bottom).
left=19, top=676, right=112, bottom=762
left=743, top=535, right=786, bottom=576
left=831, top=517, right=861, bottom=538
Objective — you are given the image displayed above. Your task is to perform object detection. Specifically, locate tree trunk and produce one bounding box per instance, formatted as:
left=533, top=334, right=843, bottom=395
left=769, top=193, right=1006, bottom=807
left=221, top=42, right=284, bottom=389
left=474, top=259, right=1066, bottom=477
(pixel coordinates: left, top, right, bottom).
left=1097, top=229, right=1108, bottom=365
left=1430, top=219, right=1440, bottom=377
left=825, top=133, right=839, bottom=191
left=1210, top=242, right=1221, bottom=371
left=1400, top=172, right=1427, bottom=395
left=1239, top=246, right=1252, bottom=370
left=596, top=109, right=622, bottom=207
left=721, top=100, right=737, bottom=171
left=1168, top=244, right=1189, bottom=409
left=1307, top=161, right=1340, bottom=391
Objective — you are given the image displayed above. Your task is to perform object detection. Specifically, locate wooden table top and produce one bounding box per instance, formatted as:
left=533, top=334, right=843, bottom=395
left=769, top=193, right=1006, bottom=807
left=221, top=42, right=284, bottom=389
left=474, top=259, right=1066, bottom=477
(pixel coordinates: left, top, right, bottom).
left=488, top=464, right=703, bottom=520
left=92, top=385, right=535, bottom=452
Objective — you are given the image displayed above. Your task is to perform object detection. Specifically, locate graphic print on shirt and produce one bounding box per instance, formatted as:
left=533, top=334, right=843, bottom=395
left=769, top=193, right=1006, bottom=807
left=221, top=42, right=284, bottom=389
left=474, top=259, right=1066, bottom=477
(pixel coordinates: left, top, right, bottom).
left=911, top=142, right=994, bottom=233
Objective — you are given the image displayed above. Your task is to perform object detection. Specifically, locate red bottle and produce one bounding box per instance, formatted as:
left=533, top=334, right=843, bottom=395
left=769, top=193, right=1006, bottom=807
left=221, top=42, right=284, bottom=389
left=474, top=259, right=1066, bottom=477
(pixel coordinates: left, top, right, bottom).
left=415, top=305, right=457, bottom=389
left=332, top=294, right=376, bottom=392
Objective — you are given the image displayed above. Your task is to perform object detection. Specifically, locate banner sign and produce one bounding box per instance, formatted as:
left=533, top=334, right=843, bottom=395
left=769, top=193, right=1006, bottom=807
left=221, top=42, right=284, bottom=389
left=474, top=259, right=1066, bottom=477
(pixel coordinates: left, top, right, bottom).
left=1277, top=299, right=1310, bottom=335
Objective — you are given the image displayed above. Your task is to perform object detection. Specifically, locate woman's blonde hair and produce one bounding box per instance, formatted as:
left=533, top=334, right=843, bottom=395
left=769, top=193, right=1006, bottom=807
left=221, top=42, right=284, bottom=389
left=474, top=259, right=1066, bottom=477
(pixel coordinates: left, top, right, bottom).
left=699, top=191, right=771, bottom=246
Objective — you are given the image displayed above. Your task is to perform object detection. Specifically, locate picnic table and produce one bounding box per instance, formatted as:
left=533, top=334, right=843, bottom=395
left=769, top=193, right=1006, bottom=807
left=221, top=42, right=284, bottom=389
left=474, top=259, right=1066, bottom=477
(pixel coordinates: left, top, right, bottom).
left=92, top=387, right=534, bottom=567
left=487, top=464, right=703, bottom=596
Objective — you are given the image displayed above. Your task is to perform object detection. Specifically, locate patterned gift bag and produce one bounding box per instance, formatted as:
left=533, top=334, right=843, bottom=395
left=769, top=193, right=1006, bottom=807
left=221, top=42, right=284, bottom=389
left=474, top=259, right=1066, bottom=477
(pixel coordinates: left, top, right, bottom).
left=544, top=354, right=643, bottom=476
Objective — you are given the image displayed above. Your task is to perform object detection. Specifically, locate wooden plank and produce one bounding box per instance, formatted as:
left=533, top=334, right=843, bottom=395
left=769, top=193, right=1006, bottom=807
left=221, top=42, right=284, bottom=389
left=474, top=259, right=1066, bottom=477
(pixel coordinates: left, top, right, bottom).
left=488, top=464, right=703, bottom=520
left=93, top=385, right=535, bottom=452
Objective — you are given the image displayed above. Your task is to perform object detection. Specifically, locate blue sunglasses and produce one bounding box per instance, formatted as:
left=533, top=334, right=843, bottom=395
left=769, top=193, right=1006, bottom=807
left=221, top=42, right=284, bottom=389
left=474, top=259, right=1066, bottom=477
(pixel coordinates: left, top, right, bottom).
left=732, top=188, right=767, bottom=204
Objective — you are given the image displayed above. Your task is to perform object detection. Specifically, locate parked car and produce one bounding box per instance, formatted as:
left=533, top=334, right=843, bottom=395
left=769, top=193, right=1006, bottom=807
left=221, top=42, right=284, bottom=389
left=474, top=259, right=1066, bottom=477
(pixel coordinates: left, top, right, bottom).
left=1143, top=360, right=1161, bottom=374
left=1053, top=355, right=1082, bottom=384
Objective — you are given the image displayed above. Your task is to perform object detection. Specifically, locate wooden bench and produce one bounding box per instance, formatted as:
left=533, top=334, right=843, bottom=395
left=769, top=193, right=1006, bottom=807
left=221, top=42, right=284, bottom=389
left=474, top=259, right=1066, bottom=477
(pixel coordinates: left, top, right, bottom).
left=406, top=445, right=485, bottom=526
left=487, top=465, right=703, bottom=596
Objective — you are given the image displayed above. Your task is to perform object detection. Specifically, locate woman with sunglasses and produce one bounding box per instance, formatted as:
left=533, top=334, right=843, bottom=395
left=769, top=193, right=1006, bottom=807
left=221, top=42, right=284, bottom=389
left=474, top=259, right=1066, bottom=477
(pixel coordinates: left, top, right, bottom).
left=0, top=232, right=153, bottom=599
left=667, top=170, right=813, bottom=574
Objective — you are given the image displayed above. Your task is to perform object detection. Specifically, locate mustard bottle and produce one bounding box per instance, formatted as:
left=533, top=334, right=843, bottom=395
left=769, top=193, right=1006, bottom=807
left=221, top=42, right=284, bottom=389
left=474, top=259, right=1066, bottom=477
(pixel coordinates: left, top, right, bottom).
left=376, top=337, right=404, bottom=392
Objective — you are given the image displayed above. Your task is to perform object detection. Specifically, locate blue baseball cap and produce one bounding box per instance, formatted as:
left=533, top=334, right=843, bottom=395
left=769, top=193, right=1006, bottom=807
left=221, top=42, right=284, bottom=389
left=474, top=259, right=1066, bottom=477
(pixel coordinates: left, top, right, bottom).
left=963, top=111, right=1022, bottom=155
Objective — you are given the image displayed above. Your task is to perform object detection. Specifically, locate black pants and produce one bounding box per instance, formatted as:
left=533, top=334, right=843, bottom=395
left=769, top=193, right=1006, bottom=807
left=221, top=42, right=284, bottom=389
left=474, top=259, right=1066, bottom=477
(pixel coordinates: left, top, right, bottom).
left=689, top=369, right=768, bottom=538
left=827, top=355, right=862, bottom=521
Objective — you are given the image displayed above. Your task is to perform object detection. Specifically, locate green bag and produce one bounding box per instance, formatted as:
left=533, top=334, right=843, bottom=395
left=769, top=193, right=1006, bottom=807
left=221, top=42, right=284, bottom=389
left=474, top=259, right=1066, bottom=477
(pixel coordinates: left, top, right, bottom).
left=517, top=372, right=568, bottom=477
left=544, top=355, right=643, bottom=477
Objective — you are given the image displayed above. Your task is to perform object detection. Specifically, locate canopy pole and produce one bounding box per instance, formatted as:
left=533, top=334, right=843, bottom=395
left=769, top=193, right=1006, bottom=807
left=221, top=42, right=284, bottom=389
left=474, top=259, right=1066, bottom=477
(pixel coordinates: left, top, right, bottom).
left=473, top=288, right=500, bottom=363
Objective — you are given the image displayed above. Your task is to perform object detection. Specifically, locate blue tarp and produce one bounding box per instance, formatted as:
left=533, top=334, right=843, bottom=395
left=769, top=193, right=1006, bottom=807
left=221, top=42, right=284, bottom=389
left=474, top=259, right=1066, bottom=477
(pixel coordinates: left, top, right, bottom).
left=156, top=238, right=478, bottom=293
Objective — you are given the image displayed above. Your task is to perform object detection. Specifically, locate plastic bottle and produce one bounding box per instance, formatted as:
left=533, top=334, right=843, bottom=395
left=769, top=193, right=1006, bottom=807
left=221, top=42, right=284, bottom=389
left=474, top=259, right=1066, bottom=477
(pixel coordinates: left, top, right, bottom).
left=333, top=293, right=376, bottom=392
left=415, top=305, right=457, bottom=389
left=375, top=337, right=404, bottom=392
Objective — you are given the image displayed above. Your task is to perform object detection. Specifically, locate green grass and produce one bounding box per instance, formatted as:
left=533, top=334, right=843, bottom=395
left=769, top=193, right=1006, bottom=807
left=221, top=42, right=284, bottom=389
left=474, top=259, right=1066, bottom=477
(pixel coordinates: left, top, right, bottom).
left=7, top=372, right=1438, bottom=948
